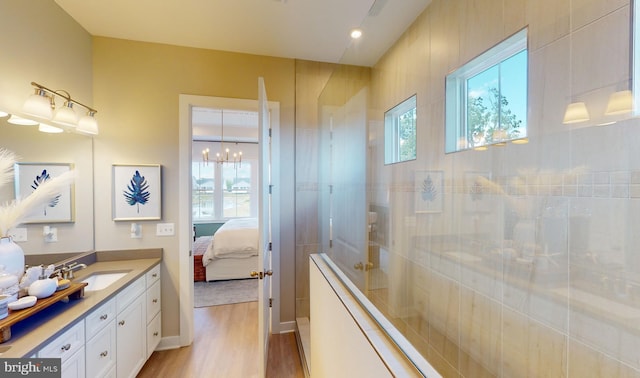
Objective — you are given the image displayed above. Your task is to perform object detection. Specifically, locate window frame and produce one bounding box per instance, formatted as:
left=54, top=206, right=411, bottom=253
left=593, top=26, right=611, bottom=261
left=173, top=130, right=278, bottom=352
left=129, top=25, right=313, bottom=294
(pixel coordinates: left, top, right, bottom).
left=445, top=28, right=528, bottom=153
left=384, top=94, right=417, bottom=165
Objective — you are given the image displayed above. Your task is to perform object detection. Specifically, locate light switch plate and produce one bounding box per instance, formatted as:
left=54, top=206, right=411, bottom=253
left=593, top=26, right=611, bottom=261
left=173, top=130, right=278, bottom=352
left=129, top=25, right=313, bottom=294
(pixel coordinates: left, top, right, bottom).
left=156, top=223, right=175, bottom=236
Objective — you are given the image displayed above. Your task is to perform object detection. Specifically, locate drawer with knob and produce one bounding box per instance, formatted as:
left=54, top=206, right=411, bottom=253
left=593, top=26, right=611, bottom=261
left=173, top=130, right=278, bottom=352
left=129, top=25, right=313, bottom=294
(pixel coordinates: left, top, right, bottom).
left=37, top=320, right=84, bottom=363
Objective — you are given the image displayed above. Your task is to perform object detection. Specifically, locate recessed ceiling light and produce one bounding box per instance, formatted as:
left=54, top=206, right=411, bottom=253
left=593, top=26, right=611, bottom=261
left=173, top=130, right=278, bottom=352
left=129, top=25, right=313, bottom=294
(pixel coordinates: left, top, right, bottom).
left=350, top=29, right=363, bottom=39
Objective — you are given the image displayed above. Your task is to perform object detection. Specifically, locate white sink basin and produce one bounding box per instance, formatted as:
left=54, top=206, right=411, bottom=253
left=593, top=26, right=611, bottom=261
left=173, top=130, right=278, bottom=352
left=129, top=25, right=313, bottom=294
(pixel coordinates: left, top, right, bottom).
left=80, top=272, right=128, bottom=292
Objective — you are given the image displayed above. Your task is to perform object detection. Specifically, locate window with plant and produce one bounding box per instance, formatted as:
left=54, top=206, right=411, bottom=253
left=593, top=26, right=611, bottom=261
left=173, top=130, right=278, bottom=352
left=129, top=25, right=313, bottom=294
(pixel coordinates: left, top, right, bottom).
left=446, top=28, right=528, bottom=152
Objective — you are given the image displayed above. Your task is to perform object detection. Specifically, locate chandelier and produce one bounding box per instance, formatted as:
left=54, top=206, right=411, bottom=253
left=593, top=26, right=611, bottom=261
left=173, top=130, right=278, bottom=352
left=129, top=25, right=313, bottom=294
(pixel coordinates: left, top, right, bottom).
left=202, top=109, right=242, bottom=166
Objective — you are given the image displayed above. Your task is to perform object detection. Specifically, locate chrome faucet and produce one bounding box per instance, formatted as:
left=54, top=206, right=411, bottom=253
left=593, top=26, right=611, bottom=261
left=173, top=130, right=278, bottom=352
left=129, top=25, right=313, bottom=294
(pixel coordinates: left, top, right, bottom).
left=62, top=262, right=87, bottom=280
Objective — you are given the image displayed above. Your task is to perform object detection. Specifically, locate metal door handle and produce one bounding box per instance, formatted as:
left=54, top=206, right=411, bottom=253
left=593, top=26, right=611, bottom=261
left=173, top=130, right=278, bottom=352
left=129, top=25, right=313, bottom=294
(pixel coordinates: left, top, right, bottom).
left=250, top=270, right=273, bottom=279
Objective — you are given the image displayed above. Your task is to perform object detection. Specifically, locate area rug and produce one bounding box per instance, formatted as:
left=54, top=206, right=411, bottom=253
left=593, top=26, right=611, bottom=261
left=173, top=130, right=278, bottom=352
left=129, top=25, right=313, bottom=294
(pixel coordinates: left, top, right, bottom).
left=194, top=279, right=259, bottom=307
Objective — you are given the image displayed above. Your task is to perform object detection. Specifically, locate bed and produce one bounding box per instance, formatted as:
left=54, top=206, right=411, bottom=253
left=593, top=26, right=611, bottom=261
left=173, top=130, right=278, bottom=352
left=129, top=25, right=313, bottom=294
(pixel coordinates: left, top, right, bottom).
left=198, top=218, right=259, bottom=281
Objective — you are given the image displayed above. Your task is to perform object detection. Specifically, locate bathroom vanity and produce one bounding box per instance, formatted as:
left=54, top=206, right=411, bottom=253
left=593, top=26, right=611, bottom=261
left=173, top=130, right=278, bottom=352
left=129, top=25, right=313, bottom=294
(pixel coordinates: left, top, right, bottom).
left=0, top=248, right=162, bottom=378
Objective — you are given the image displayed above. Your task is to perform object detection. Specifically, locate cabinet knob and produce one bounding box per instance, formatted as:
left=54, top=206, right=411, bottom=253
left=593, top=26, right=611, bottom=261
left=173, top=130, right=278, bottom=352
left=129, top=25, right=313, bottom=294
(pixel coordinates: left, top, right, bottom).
left=61, top=343, right=71, bottom=352
left=119, top=320, right=125, bottom=326
left=152, top=298, right=158, bottom=303
left=100, top=314, right=108, bottom=320
left=152, top=273, right=158, bottom=278
left=153, top=331, right=159, bottom=336
left=100, top=351, right=108, bottom=358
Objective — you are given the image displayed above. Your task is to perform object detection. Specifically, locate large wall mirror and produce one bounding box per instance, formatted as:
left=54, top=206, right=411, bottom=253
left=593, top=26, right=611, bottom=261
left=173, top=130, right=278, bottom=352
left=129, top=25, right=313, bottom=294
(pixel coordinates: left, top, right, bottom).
left=0, top=1, right=95, bottom=256
left=0, top=121, right=95, bottom=255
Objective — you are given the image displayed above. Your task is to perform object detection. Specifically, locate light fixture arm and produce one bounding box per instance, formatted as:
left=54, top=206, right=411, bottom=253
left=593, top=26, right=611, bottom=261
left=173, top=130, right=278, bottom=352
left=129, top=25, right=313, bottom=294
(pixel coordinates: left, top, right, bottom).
left=31, top=81, right=98, bottom=114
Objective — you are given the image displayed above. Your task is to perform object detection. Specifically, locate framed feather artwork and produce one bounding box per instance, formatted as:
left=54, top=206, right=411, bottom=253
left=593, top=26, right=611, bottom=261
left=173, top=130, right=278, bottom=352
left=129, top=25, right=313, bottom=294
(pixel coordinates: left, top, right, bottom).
left=14, top=162, right=75, bottom=223
left=414, top=170, right=443, bottom=213
left=112, top=164, right=161, bottom=221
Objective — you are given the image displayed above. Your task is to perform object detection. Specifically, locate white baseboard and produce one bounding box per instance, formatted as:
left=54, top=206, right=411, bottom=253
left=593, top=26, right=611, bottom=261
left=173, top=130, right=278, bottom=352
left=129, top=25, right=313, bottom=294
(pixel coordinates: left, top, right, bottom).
left=278, top=321, right=296, bottom=333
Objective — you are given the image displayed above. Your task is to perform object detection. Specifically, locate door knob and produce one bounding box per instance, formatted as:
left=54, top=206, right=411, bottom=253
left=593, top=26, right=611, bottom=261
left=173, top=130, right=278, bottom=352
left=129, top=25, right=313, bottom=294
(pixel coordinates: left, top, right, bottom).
left=250, top=270, right=273, bottom=279
left=354, top=262, right=364, bottom=270
left=365, top=262, right=374, bottom=271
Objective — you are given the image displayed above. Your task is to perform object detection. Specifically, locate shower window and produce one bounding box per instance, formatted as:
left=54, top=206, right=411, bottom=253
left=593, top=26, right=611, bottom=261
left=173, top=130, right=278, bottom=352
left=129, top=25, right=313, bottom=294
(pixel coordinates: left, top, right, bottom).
left=384, top=95, right=417, bottom=164
left=445, top=28, right=528, bottom=152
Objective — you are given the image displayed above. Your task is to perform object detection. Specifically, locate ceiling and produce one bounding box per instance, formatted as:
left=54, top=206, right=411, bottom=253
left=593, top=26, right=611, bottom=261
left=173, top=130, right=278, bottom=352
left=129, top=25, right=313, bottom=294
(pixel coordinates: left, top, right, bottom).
left=54, top=0, right=431, bottom=67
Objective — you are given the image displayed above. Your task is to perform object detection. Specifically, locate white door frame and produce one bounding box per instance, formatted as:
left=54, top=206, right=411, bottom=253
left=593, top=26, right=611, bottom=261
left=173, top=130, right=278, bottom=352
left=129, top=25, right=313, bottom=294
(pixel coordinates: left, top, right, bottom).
left=178, top=94, right=281, bottom=348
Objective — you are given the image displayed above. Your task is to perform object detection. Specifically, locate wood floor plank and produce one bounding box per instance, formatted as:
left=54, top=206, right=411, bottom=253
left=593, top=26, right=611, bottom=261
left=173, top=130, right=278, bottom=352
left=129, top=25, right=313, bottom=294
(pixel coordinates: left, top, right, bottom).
left=137, top=302, right=304, bottom=378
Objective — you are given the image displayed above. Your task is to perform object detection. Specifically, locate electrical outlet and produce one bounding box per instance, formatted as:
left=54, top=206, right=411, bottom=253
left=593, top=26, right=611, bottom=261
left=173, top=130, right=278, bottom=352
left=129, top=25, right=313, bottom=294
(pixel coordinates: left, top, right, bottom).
left=8, top=228, right=27, bottom=242
left=156, top=223, right=175, bottom=236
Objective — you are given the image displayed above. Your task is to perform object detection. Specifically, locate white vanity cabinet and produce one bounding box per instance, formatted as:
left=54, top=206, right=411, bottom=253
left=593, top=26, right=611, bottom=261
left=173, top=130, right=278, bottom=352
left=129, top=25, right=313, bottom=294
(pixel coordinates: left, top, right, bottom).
left=28, top=262, right=161, bottom=378
left=37, top=320, right=85, bottom=378
left=116, top=275, right=146, bottom=378
left=145, top=264, right=161, bottom=358
left=85, top=298, right=117, bottom=378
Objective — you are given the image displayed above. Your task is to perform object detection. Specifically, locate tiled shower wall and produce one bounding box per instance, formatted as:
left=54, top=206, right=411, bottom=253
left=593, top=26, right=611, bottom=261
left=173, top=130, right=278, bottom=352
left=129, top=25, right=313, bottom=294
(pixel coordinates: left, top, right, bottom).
left=316, top=0, right=640, bottom=376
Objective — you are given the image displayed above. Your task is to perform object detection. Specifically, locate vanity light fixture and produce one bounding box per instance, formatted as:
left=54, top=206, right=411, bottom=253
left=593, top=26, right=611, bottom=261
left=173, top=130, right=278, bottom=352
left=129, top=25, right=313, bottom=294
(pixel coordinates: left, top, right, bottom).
left=22, top=82, right=99, bottom=133
left=562, top=102, right=590, bottom=124
left=511, top=138, right=529, bottom=144
left=604, top=90, right=633, bottom=116
left=76, top=111, right=99, bottom=135
left=52, top=98, right=78, bottom=127
left=23, top=88, right=53, bottom=119
left=38, top=123, right=64, bottom=134
left=7, top=115, right=38, bottom=126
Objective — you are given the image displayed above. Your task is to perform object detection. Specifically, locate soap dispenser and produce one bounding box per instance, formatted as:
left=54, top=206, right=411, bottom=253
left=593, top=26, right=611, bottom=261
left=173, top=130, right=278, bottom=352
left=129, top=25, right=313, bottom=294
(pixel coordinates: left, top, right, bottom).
left=28, top=266, right=57, bottom=299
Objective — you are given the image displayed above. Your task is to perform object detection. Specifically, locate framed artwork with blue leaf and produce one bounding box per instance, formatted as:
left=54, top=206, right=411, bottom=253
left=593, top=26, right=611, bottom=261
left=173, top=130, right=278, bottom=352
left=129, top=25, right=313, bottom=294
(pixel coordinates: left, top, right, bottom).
left=112, top=164, right=161, bottom=221
left=14, top=162, right=75, bottom=223
left=464, top=171, right=492, bottom=213
left=415, top=170, right=443, bottom=213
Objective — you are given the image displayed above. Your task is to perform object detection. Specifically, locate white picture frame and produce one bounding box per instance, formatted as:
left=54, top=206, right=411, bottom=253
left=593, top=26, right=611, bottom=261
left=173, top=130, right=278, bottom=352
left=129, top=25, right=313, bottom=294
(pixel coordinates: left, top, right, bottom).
left=112, top=164, right=162, bottom=221
left=14, top=162, right=74, bottom=223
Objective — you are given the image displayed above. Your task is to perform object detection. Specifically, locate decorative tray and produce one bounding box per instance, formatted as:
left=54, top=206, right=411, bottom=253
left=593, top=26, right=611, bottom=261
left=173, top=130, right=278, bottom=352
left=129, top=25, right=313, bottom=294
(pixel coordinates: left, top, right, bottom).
left=0, top=282, right=88, bottom=343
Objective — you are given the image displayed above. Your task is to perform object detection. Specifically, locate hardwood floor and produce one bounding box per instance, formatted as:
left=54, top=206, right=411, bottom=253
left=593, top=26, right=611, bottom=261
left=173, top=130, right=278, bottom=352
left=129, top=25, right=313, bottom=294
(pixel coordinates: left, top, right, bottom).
left=137, top=301, right=304, bottom=378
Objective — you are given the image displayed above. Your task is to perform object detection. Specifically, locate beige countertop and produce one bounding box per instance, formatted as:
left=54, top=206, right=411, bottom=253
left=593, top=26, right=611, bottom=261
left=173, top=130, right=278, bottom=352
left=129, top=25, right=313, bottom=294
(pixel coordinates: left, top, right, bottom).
left=1, top=250, right=161, bottom=358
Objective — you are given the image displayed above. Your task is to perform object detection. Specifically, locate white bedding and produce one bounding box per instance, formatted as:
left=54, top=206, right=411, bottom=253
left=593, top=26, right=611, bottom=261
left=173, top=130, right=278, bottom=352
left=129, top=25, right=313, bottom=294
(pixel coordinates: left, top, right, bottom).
left=202, top=218, right=259, bottom=267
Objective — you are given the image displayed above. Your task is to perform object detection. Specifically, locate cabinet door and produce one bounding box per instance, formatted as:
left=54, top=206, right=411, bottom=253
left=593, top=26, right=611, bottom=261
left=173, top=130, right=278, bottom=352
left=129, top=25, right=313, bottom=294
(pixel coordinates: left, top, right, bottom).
left=61, top=346, right=85, bottom=378
left=146, top=312, right=161, bottom=359
left=116, top=296, right=146, bottom=378
left=86, top=321, right=116, bottom=378
left=146, top=280, right=161, bottom=323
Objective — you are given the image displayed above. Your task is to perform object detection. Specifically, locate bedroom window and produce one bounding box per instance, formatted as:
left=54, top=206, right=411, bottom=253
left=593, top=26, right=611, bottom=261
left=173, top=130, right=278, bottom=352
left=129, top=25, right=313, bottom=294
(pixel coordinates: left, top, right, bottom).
left=445, top=28, right=528, bottom=152
left=384, top=95, right=417, bottom=164
left=192, top=161, right=215, bottom=220
left=193, top=141, right=258, bottom=221
left=223, top=161, right=252, bottom=218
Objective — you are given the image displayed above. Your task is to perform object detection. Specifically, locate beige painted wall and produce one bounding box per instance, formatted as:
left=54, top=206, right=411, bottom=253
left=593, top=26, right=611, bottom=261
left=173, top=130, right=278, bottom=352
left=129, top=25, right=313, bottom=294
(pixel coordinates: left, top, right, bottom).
left=91, top=37, right=297, bottom=336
